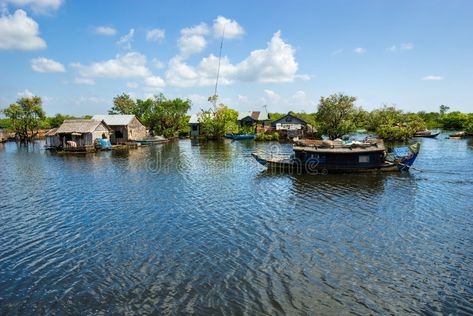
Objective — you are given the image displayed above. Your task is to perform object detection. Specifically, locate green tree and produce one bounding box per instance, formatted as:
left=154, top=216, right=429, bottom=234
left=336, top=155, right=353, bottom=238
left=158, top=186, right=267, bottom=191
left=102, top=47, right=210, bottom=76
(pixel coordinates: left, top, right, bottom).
left=439, top=104, right=450, bottom=116
left=2, top=96, right=45, bottom=142
left=199, top=105, right=238, bottom=139
left=316, top=93, right=358, bottom=140
left=109, top=93, right=136, bottom=115
left=441, top=111, right=468, bottom=130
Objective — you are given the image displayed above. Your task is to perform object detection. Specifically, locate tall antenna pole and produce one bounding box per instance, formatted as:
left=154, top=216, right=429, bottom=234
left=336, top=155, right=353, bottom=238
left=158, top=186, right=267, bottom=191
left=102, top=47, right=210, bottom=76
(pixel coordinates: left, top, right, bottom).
left=211, top=25, right=225, bottom=110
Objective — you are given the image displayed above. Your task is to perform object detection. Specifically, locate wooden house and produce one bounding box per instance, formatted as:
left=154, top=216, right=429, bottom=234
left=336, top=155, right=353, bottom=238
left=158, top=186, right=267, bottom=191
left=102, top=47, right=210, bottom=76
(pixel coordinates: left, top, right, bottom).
left=54, top=119, right=111, bottom=152
left=271, top=113, right=314, bottom=139
left=92, top=115, right=147, bottom=144
left=237, top=111, right=271, bottom=132
left=45, top=128, right=61, bottom=148
left=188, top=114, right=201, bottom=137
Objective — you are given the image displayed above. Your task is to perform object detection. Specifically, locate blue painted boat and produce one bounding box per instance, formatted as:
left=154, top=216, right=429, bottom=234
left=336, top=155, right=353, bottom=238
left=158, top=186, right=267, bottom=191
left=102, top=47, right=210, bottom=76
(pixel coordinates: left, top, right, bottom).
left=135, top=136, right=168, bottom=145
left=252, top=139, right=420, bottom=173
left=224, top=134, right=255, bottom=140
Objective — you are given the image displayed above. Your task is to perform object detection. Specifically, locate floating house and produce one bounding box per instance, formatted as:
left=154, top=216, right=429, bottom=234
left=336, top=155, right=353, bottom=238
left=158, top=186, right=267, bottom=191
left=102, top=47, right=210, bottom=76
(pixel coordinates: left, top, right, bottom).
left=45, top=128, right=60, bottom=148
left=0, top=126, right=6, bottom=142
left=92, top=115, right=147, bottom=144
left=53, top=119, right=111, bottom=152
left=188, top=114, right=201, bottom=137
left=237, top=111, right=271, bottom=132
left=271, top=113, right=315, bottom=139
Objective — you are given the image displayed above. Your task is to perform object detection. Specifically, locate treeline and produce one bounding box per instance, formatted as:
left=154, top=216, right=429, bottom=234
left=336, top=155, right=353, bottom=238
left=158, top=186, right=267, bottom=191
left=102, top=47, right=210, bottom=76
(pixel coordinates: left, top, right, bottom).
left=1, top=92, right=472, bottom=142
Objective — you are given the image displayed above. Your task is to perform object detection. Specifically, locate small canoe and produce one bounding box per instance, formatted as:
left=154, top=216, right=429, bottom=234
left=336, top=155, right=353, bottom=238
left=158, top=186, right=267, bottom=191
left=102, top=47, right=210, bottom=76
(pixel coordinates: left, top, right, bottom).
left=224, top=134, right=255, bottom=140
left=448, top=132, right=465, bottom=139
left=135, top=136, right=168, bottom=145
left=413, top=131, right=440, bottom=138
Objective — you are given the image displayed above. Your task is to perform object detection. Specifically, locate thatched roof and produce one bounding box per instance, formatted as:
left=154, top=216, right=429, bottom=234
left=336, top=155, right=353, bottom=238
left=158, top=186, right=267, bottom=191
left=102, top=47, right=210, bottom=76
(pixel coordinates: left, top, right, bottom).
left=56, top=119, right=109, bottom=134
left=45, top=128, right=58, bottom=136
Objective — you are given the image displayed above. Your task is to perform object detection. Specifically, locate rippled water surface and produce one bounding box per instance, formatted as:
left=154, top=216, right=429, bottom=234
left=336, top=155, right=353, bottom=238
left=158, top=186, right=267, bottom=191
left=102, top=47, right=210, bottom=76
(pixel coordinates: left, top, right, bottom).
left=1, top=136, right=473, bottom=315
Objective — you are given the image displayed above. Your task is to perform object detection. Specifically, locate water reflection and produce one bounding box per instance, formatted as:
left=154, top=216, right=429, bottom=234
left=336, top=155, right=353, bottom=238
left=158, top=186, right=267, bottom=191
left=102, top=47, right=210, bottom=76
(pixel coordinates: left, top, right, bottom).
left=0, top=138, right=472, bottom=314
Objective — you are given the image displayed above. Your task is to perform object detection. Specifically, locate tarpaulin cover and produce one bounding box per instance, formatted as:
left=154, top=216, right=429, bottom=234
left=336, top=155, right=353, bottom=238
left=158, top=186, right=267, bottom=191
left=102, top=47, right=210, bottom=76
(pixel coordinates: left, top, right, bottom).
left=96, top=138, right=112, bottom=148
left=392, top=147, right=411, bottom=158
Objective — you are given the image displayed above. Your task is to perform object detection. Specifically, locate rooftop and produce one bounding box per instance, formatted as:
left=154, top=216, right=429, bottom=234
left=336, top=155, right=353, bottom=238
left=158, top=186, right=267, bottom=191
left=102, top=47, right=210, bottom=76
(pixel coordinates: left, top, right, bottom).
left=92, top=115, right=136, bottom=126
left=56, top=119, right=108, bottom=134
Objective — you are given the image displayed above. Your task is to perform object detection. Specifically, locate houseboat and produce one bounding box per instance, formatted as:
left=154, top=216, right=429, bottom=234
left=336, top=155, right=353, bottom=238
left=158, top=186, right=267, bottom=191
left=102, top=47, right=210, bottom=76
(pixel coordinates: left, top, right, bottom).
left=413, top=130, right=440, bottom=138
left=252, top=138, right=420, bottom=173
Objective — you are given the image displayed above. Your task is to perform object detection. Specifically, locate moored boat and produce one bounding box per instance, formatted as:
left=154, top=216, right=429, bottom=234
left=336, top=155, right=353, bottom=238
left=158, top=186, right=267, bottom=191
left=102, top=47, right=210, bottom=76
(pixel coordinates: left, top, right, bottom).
left=413, top=130, right=440, bottom=138
left=448, top=132, right=465, bottom=139
left=135, top=136, right=168, bottom=145
left=252, top=138, right=420, bottom=173
left=224, top=133, right=255, bottom=140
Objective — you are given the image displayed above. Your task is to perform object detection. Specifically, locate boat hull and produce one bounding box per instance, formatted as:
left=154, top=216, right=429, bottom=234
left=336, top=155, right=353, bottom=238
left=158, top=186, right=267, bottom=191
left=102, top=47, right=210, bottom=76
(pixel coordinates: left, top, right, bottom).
left=225, top=134, right=255, bottom=140
left=413, top=132, right=440, bottom=138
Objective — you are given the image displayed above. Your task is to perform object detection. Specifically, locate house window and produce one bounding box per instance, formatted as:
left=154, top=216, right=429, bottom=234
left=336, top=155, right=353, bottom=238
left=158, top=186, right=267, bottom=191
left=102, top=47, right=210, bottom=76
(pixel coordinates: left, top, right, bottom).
left=359, top=155, right=370, bottom=163
left=115, top=130, right=124, bottom=138
left=102, top=133, right=107, bottom=139
left=192, top=125, right=198, bottom=131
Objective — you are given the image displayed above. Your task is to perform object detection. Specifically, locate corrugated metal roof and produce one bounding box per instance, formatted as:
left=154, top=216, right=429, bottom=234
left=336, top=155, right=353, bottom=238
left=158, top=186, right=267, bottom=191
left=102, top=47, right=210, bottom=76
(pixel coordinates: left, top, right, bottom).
left=56, top=120, right=107, bottom=134
left=237, top=111, right=270, bottom=121
left=188, top=114, right=200, bottom=124
left=92, top=115, right=135, bottom=126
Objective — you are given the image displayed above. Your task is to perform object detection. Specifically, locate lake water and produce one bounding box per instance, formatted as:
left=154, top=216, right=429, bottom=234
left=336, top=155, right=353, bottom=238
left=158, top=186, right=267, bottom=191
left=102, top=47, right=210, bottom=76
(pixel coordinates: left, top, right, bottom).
left=1, top=135, right=472, bottom=315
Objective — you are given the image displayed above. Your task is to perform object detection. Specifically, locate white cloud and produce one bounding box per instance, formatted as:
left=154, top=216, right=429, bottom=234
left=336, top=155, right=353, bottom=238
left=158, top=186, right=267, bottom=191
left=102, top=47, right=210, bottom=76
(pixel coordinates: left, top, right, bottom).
left=166, top=31, right=300, bottom=87
left=212, top=16, right=244, bottom=39
left=187, top=94, right=207, bottom=106
left=146, top=28, right=165, bottom=42
left=264, top=89, right=281, bottom=101
left=74, top=77, right=95, bottom=85
left=331, top=49, right=343, bottom=56
left=400, top=42, right=414, bottom=50
left=94, top=26, right=116, bottom=36
left=17, top=89, right=34, bottom=98
left=126, top=82, right=138, bottom=88
left=422, top=75, right=443, bottom=81
left=152, top=58, right=165, bottom=69
left=0, top=9, right=46, bottom=50
left=4, top=0, right=63, bottom=14
left=144, top=75, right=165, bottom=88
left=354, top=47, right=366, bottom=54
left=72, top=52, right=151, bottom=79
left=31, top=57, right=65, bottom=72
left=117, top=28, right=134, bottom=50
left=236, top=31, right=298, bottom=83
left=292, top=90, right=315, bottom=108
left=178, top=22, right=209, bottom=58
left=387, top=45, right=397, bottom=52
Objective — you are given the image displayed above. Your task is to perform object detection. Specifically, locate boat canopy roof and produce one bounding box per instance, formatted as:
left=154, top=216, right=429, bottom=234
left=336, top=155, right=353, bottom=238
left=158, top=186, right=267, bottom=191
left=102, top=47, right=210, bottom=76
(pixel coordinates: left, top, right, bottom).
left=293, top=138, right=386, bottom=154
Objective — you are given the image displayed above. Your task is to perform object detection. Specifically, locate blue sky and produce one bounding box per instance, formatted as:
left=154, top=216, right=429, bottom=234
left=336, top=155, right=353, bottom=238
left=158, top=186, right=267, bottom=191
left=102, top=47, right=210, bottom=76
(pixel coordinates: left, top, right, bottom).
left=0, top=0, right=472, bottom=116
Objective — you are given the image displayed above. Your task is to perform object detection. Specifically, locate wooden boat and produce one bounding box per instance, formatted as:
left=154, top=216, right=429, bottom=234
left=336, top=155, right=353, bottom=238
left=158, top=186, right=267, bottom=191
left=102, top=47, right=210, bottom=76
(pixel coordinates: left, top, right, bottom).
left=448, top=132, right=465, bottom=139
left=135, top=136, right=168, bottom=145
left=413, top=130, right=440, bottom=138
left=252, top=139, right=421, bottom=173
left=224, top=133, right=255, bottom=140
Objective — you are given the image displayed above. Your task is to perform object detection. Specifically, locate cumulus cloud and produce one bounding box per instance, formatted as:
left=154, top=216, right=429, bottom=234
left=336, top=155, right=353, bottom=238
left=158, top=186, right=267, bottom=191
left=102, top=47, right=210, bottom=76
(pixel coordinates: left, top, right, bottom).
left=0, top=10, right=46, bottom=50
left=422, top=75, right=443, bottom=81
left=31, top=57, right=65, bottom=72
left=117, top=28, right=134, bottom=50
left=166, top=31, right=300, bottom=87
left=4, top=0, right=63, bottom=14
left=17, top=89, right=34, bottom=98
left=74, top=77, right=95, bottom=85
left=144, top=75, right=165, bottom=88
left=146, top=28, right=165, bottom=42
left=126, top=82, right=138, bottom=88
left=354, top=47, right=366, bottom=54
left=151, top=58, right=165, bottom=69
left=236, top=31, right=298, bottom=83
left=94, top=26, right=116, bottom=36
left=212, top=16, right=244, bottom=39
left=264, top=89, right=281, bottom=101
left=72, top=52, right=151, bottom=79
left=178, top=22, right=209, bottom=58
